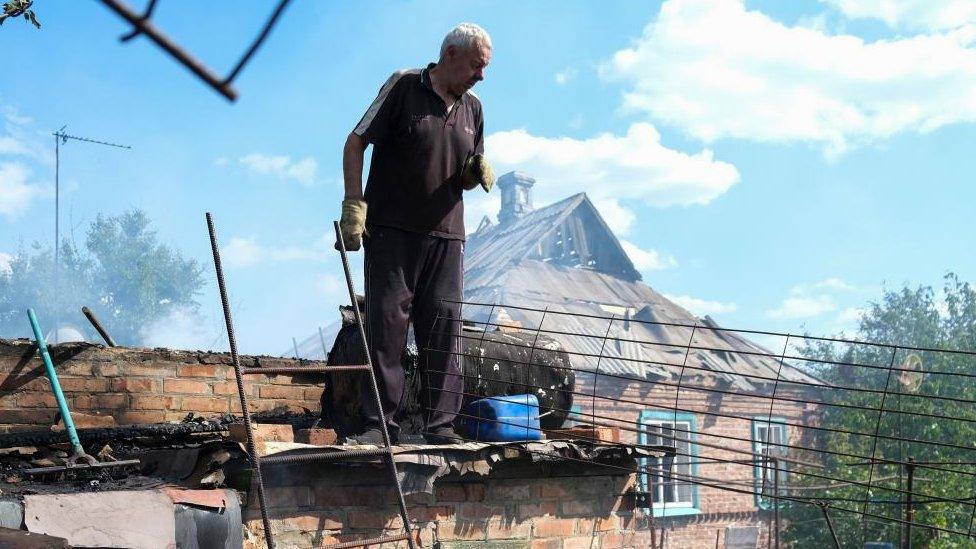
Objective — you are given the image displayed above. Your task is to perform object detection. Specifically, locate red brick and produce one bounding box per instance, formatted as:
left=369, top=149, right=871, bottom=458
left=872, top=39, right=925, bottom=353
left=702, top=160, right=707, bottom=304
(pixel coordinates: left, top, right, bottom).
left=540, top=482, right=572, bottom=499
left=533, top=518, right=576, bottom=537
left=457, top=502, right=502, bottom=520
left=486, top=516, right=531, bottom=539
left=229, top=423, right=293, bottom=443
left=111, top=378, right=156, bottom=392
left=163, top=379, right=211, bottom=394
left=17, top=392, right=57, bottom=407
left=531, top=539, right=562, bottom=549
left=117, top=410, right=166, bottom=424
left=73, top=394, right=94, bottom=410
left=303, top=387, right=323, bottom=400
left=61, top=412, right=116, bottom=428
left=213, top=381, right=245, bottom=396
left=436, top=484, right=467, bottom=502
left=182, top=396, right=230, bottom=413
left=409, top=505, right=455, bottom=522
left=95, top=394, right=127, bottom=409
left=562, top=536, right=594, bottom=549
left=130, top=395, right=178, bottom=410
left=518, top=501, right=557, bottom=520
left=279, top=514, right=344, bottom=532
left=58, top=377, right=110, bottom=392
left=438, top=521, right=487, bottom=541
left=295, top=428, right=337, bottom=445
left=259, top=385, right=306, bottom=400
left=0, top=408, right=56, bottom=423
left=346, top=511, right=402, bottom=529
left=95, top=363, right=122, bottom=377
left=62, top=362, right=93, bottom=375
left=177, top=364, right=223, bottom=378
left=266, top=486, right=312, bottom=507
left=560, top=499, right=597, bottom=517
left=125, top=363, right=176, bottom=377
left=490, top=481, right=534, bottom=501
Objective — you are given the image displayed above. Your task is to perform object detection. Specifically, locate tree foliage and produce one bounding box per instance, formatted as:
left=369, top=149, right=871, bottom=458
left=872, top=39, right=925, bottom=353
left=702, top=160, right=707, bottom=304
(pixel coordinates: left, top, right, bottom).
left=0, top=210, right=204, bottom=346
left=783, top=274, right=976, bottom=548
left=0, top=0, right=40, bottom=28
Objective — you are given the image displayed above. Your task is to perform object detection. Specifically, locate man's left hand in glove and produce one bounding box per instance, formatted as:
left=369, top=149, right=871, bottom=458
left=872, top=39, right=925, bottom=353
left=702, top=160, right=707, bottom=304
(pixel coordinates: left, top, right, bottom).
left=461, top=153, right=495, bottom=193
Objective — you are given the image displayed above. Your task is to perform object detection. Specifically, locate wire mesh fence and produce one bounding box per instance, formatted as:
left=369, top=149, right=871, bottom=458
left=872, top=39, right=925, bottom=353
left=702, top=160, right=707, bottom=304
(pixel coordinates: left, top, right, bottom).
left=414, top=298, right=976, bottom=548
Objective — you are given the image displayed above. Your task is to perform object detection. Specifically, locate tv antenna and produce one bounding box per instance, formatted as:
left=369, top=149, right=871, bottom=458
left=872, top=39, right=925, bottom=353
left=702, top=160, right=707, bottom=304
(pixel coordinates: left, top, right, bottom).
left=51, top=127, right=131, bottom=343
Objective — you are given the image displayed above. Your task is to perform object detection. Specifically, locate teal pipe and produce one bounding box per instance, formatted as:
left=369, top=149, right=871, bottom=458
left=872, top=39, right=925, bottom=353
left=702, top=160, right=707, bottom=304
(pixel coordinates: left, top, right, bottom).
left=27, top=308, right=83, bottom=454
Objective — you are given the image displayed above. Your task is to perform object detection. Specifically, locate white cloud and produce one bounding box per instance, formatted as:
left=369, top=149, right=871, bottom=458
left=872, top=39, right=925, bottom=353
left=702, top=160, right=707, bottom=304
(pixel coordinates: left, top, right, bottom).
left=0, top=252, right=12, bottom=276
left=664, top=293, right=737, bottom=316
left=223, top=237, right=262, bottom=268
left=140, top=306, right=222, bottom=351
left=238, top=153, right=318, bottom=186
left=620, top=240, right=678, bottom=272
left=768, top=294, right=837, bottom=320
left=485, top=122, right=739, bottom=208
left=222, top=236, right=324, bottom=268
left=602, top=0, right=976, bottom=155
left=555, top=67, right=578, bottom=85
left=593, top=198, right=635, bottom=235
left=821, top=0, right=976, bottom=32
left=0, top=162, right=45, bottom=217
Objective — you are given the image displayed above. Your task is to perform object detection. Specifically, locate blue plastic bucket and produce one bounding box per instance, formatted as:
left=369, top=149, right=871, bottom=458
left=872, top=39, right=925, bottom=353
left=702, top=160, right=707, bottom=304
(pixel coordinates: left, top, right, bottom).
left=461, top=394, right=542, bottom=442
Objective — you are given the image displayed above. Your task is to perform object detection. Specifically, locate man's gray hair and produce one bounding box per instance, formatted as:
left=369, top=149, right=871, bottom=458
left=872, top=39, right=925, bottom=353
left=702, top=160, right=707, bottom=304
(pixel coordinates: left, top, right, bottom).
left=440, top=23, right=492, bottom=58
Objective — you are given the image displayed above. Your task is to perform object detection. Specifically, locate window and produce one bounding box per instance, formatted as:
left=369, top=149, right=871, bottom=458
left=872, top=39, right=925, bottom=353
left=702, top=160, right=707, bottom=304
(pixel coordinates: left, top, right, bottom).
left=638, top=411, right=701, bottom=516
left=753, top=418, right=788, bottom=509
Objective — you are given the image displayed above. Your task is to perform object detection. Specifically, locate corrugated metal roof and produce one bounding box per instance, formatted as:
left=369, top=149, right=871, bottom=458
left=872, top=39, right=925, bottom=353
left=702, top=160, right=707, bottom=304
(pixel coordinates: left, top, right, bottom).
left=464, top=195, right=820, bottom=390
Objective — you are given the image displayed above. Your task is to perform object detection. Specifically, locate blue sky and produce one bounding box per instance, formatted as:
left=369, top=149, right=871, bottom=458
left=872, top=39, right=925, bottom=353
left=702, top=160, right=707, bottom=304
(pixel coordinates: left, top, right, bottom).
left=2, top=0, right=974, bottom=355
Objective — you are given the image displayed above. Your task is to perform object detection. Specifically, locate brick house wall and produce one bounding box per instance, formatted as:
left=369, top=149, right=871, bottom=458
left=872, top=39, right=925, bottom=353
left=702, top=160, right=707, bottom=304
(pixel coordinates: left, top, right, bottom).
left=0, top=339, right=325, bottom=433
left=246, top=458, right=653, bottom=549
left=573, top=371, right=818, bottom=547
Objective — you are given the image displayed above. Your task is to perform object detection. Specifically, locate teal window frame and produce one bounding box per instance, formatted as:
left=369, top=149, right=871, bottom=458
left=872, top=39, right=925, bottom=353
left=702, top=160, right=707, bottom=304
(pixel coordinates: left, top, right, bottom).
left=637, top=410, right=701, bottom=517
left=752, top=417, right=788, bottom=510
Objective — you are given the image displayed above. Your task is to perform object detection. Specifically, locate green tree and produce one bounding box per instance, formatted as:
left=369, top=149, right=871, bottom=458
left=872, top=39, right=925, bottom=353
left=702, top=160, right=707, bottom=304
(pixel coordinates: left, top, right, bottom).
left=0, top=0, right=40, bottom=28
left=783, top=274, right=976, bottom=548
left=0, top=210, right=204, bottom=346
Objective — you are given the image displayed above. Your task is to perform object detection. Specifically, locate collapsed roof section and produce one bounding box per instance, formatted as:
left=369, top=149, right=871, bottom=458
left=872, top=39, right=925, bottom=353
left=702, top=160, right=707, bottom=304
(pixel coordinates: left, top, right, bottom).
left=464, top=185, right=819, bottom=390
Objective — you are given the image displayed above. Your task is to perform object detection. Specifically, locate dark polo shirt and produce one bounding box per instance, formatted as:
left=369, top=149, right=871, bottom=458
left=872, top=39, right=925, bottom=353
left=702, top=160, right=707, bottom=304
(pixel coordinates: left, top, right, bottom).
left=353, top=63, right=484, bottom=240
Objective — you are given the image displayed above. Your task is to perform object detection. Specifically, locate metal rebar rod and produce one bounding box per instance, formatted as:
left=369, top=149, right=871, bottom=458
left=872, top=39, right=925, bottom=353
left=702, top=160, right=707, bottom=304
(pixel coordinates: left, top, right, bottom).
left=223, top=0, right=293, bottom=84
left=820, top=502, right=842, bottom=549
left=206, top=212, right=275, bottom=549
left=333, top=220, right=416, bottom=549
left=97, top=0, right=238, bottom=101
left=82, top=306, right=116, bottom=347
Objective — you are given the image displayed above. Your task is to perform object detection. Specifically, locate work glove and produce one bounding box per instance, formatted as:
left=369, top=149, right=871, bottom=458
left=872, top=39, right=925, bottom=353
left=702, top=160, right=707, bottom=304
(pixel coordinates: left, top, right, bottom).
left=335, top=198, right=367, bottom=251
left=461, top=153, right=495, bottom=193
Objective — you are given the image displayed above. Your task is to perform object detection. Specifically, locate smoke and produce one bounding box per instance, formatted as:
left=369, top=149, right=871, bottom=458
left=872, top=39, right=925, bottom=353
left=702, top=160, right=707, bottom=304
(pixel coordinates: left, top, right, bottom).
left=139, top=305, right=225, bottom=351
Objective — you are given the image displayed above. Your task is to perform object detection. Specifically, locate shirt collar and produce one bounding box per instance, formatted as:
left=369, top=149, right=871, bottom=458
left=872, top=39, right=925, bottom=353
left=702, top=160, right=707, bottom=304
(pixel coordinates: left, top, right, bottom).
left=421, top=62, right=465, bottom=105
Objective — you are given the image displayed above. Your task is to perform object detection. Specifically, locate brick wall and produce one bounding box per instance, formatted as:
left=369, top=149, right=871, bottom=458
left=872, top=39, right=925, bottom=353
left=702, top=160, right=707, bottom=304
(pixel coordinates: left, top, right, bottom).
left=571, top=372, right=816, bottom=545
left=245, top=459, right=662, bottom=549
left=0, top=339, right=324, bottom=433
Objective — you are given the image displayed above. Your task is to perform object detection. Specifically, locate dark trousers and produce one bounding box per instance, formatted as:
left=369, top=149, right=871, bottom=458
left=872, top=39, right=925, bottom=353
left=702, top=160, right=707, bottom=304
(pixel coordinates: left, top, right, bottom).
left=361, top=225, right=464, bottom=439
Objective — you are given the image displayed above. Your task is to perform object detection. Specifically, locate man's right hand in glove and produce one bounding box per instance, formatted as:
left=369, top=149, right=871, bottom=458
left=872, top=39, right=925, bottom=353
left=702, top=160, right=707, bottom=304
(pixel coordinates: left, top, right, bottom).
left=336, top=198, right=367, bottom=251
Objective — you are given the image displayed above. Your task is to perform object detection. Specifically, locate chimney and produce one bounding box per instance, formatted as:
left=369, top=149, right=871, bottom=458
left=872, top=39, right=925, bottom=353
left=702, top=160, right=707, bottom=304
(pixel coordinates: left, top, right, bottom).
left=497, top=171, right=535, bottom=226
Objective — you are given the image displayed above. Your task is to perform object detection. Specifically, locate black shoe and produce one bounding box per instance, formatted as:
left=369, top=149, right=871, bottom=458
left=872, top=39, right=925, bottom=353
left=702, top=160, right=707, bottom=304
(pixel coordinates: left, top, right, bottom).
left=423, top=428, right=463, bottom=445
left=345, top=428, right=396, bottom=446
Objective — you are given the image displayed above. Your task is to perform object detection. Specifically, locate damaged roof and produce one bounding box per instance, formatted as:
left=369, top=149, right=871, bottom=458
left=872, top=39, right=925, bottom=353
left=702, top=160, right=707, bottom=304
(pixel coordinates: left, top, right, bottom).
left=463, top=192, right=820, bottom=390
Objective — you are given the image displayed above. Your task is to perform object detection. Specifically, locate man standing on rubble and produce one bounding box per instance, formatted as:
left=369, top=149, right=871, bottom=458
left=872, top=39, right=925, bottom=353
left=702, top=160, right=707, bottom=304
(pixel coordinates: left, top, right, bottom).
left=337, top=23, right=495, bottom=445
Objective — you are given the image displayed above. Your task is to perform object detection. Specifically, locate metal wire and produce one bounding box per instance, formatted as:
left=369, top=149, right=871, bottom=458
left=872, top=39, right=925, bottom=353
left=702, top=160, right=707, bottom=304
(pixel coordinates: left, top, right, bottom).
left=394, top=298, right=976, bottom=545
